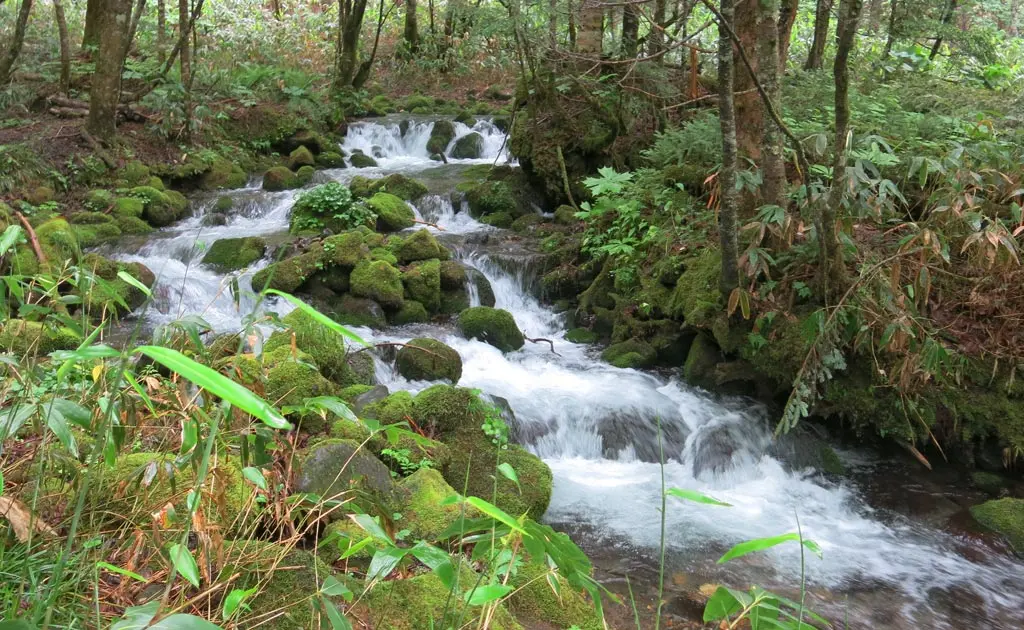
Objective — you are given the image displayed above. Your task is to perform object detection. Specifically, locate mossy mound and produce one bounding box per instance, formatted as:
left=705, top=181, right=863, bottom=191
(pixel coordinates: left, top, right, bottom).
left=602, top=338, right=657, bottom=369
left=199, top=158, right=248, bottom=190
left=287, top=146, right=316, bottom=170
left=465, top=180, right=517, bottom=218
left=566, top=328, right=599, bottom=344
left=252, top=250, right=321, bottom=292
left=133, top=186, right=189, bottom=228
left=265, top=355, right=338, bottom=433
left=667, top=248, right=722, bottom=327
left=386, top=468, right=472, bottom=541
left=458, top=307, right=524, bottom=352
left=316, top=151, right=346, bottom=168
left=332, top=294, right=388, bottom=328
left=262, top=166, right=301, bottom=191
left=401, top=259, right=441, bottom=312
left=201, top=237, right=267, bottom=272
left=0, top=319, right=79, bottom=357
left=443, top=437, right=553, bottom=520
left=970, top=498, right=1024, bottom=553
left=553, top=204, right=578, bottom=224
left=396, top=338, right=463, bottom=383
left=396, top=229, right=442, bottom=263
left=426, top=120, right=456, bottom=155
left=349, top=152, right=378, bottom=168
left=353, top=173, right=429, bottom=201
left=454, top=110, right=477, bottom=127
left=263, top=309, right=374, bottom=387
left=113, top=196, right=145, bottom=217
left=289, top=182, right=373, bottom=235
left=351, top=260, right=404, bottom=309
left=84, top=189, right=116, bottom=210
left=480, top=211, right=514, bottom=228
left=294, top=439, right=395, bottom=506
left=439, top=260, right=467, bottom=289
left=80, top=253, right=156, bottom=314
left=368, top=192, right=415, bottom=231
left=450, top=132, right=484, bottom=159
left=507, top=560, right=604, bottom=630
left=410, top=385, right=482, bottom=437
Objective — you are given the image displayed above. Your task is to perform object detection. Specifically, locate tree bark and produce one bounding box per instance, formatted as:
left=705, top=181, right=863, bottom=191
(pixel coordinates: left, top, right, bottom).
left=649, top=0, right=666, bottom=59
left=335, top=0, right=369, bottom=88
left=621, top=2, right=639, bottom=58
left=718, top=0, right=741, bottom=295
left=86, top=0, right=132, bottom=143
left=928, top=0, right=957, bottom=61
left=733, top=0, right=762, bottom=159
left=577, top=0, right=603, bottom=55
left=778, top=0, right=799, bottom=64
left=0, top=0, right=34, bottom=87
left=178, top=0, right=192, bottom=143
left=759, top=0, right=786, bottom=209
left=404, top=0, right=419, bottom=53
left=549, top=0, right=558, bottom=47
left=82, top=0, right=105, bottom=51
left=883, top=0, right=898, bottom=56
left=868, top=0, right=883, bottom=31
left=805, top=0, right=833, bottom=70
left=822, top=0, right=863, bottom=296
left=124, top=0, right=148, bottom=61
left=157, top=0, right=167, bottom=62
left=54, top=0, right=71, bottom=95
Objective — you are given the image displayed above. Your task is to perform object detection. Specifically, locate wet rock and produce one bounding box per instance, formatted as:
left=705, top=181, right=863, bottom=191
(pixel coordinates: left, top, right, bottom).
left=201, top=236, right=267, bottom=272
left=352, top=384, right=390, bottom=414
left=450, top=132, right=484, bottom=159
left=458, top=306, right=524, bottom=352
left=294, top=439, right=395, bottom=508
left=396, top=338, right=463, bottom=383
left=598, top=412, right=688, bottom=462
left=466, top=267, right=496, bottom=307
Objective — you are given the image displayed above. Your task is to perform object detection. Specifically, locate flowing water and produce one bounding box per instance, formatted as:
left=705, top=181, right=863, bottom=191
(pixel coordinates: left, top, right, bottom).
left=110, top=118, right=1024, bottom=629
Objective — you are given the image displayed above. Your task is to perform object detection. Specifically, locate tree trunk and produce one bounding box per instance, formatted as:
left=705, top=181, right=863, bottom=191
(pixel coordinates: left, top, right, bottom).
left=404, top=0, right=419, bottom=53
left=805, top=0, right=833, bottom=70
left=778, top=0, right=799, bottom=64
left=928, top=0, right=957, bottom=61
left=822, top=0, right=863, bottom=296
left=124, top=0, right=147, bottom=61
left=718, top=0, right=741, bottom=295
left=568, top=0, right=577, bottom=50
left=179, top=0, right=192, bottom=143
left=868, top=0, right=883, bottom=31
left=54, top=0, right=71, bottom=95
left=335, top=0, right=368, bottom=88
left=0, top=0, right=34, bottom=87
left=577, top=0, right=603, bottom=55
left=157, top=0, right=167, bottom=62
left=82, top=0, right=105, bottom=51
left=549, top=0, right=558, bottom=47
left=759, top=0, right=786, bottom=209
left=649, top=0, right=666, bottom=59
left=86, top=0, right=131, bottom=143
left=883, top=0, right=898, bottom=56
left=621, top=2, right=639, bottom=58
left=733, top=0, right=762, bottom=159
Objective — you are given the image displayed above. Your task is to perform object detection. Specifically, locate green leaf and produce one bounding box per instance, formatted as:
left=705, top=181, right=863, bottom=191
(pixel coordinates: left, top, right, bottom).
left=409, top=541, right=450, bottom=570
left=666, top=488, right=732, bottom=507
left=497, top=462, right=520, bottom=492
left=464, top=584, right=512, bottom=606
left=241, top=466, right=268, bottom=491
left=222, top=587, right=256, bottom=620
left=350, top=513, right=393, bottom=545
left=97, top=561, right=148, bottom=583
left=50, top=399, right=92, bottom=429
left=717, top=533, right=822, bottom=565
left=149, top=615, right=223, bottom=630
left=263, top=290, right=369, bottom=347
left=111, top=602, right=160, bottom=630
left=0, top=225, right=25, bottom=256
left=320, top=575, right=353, bottom=601
left=42, top=400, right=78, bottom=458
left=703, top=586, right=743, bottom=621
left=135, top=346, right=291, bottom=430
left=464, top=496, right=527, bottom=534
left=0, top=620, right=37, bottom=630
left=319, top=596, right=352, bottom=630
left=0, top=403, right=35, bottom=442
left=117, top=270, right=152, bottom=297
left=304, top=396, right=359, bottom=424
left=366, top=546, right=406, bottom=581
left=168, top=543, right=201, bottom=588
left=337, top=536, right=374, bottom=560
left=0, top=470, right=4, bottom=497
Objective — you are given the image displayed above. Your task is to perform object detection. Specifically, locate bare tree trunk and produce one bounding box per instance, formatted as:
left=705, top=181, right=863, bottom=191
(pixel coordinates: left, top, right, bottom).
left=157, top=0, right=167, bottom=62
left=404, top=0, right=419, bottom=52
left=568, top=0, right=577, bottom=50
left=86, top=0, right=131, bottom=142
left=428, top=0, right=435, bottom=36
left=124, top=0, right=148, bottom=61
left=822, top=0, right=863, bottom=296
left=354, top=0, right=386, bottom=87
left=759, top=0, right=786, bottom=209
left=718, top=0, right=741, bottom=295
left=733, top=0, right=761, bottom=159
left=549, top=0, right=558, bottom=47
left=649, top=0, right=666, bottom=59
left=778, top=0, right=799, bottom=64
left=82, top=0, right=105, bottom=51
left=179, top=0, right=192, bottom=143
left=621, top=2, right=639, bottom=58
left=577, top=0, right=603, bottom=55
left=928, top=0, right=957, bottom=61
left=883, top=0, right=898, bottom=56
left=54, top=0, right=71, bottom=95
left=0, top=0, right=34, bottom=86
left=335, top=0, right=368, bottom=88
left=1009, top=0, right=1021, bottom=36
left=805, top=0, right=833, bottom=70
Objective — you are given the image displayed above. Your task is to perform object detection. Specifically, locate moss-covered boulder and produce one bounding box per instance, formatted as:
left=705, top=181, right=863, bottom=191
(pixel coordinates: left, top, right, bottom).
left=251, top=250, right=321, bottom=292
left=409, top=385, right=481, bottom=438
left=350, top=260, right=404, bottom=310
left=507, top=560, right=604, bottom=630
left=450, top=132, right=484, bottom=159
left=439, top=260, right=467, bottom=289
left=480, top=211, right=514, bottom=228
left=113, top=196, right=144, bottom=218
left=683, top=334, right=724, bottom=389
left=289, top=182, right=373, bottom=234
left=396, top=229, right=442, bottom=264
left=262, top=166, right=301, bottom=191
left=401, top=259, right=441, bottom=312
left=80, top=254, right=156, bottom=314
left=454, top=110, right=477, bottom=127
left=667, top=248, right=722, bottom=327
left=287, top=146, right=316, bottom=171
left=84, top=189, right=116, bottom=211
left=316, top=151, right=346, bottom=168
left=602, top=338, right=657, bottom=369
left=332, top=294, right=387, bottom=328
left=0, top=319, right=79, bottom=356
left=294, top=439, right=395, bottom=506
left=566, top=328, right=599, bottom=344
left=393, top=300, right=430, bottom=324
left=458, top=307, right=524, bottom=352
left=322, top=230, right=372, bottom=267
left=970, top=498, right=1024, bottom=554
left=371, top=173, right=429, bottom=201
left=349, top=152, right=378, bottom=168
left=68, top=213, right=122, bottom=247
left=553, top=204, right=578, bottom=224
left=386, top=468, right=470, bottom=540
left=443, top=437, right=552, bottom=520
left=133, top=186, right=189, bottom=228
left=201, top=237, right=267, bottom=272
left=368, top=192, right=415, bottom=231
left=265, top=354, right=338, bottom=432
left=426, top=120, right=456, bottom=155
left=396, top=338, right=462, bottom=383
left=464, top=180, right=518, bottom=218
left=263, top=309, right=375, bottom=387
left=199, top=158, right=247, bottom=190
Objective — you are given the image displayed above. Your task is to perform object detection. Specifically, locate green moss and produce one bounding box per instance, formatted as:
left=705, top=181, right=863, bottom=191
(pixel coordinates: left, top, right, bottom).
left=295, top=438, right=394, bottom=503
left=122, top=160, right=151, bottom=185
left=387, top=468, right=468, bottom=540
left=78, top=253, right=155, bottom=314
left=565, top=328, right=599, bottom=344
left=113, top=196, right=144, bottom=217
left=348, top=175, right=373, bottom=198
left=450, top=132, right=484, bottom=159
left=393, top=300, right=430, bottom=324
left=402, top=259, right=441, bottom=312
left=251, top=250, right=321, bottom=292
left=322, top=230, right=371, bottom=267
left=683, top=334, right=722, bottom=388
left=367, top=173, right=429, bottom=201
left=465, top=180, right=517, bottom=218
left=443, top=436, right=552, bottom=520
left=199, top=158, right=247, bottom=190
left=364, top=391, right=416, bottom=426
left=396, top=229, right=442, bottom=263
left=84, top=189, right=116, bottom=211
left=602, top=339, right=657, bottom=369
left=297, top=165, right=316, bottom=184
left=72, top=221, right=122, bottom=247
left=265, top=357, right=338, bottom=433
left=553, top=204, right=578, bottom=224
left=396, top=338, right=462, bottom=383
left=972, top=471, right=1010, bottom=495
left=116, top=215, right=154, bottom=235
left=408, top=385, right=479, bottom=437
left=511, top=214, right=543, bottom=233
left=454, top=110, right=477, bottom=127
left=667, top=248, right=722, bottom=327
left=331, top=294, right=387, bottom=328
left=263, top=308, right=374, bottom=387
left=339, top=383, right=375, bottom=402
left=287, top=146, right=316, bottom=170
left=426, top=120, right=456, bottom=155
left=507, top=560, right=604, bottom=630
left=480, top=211, right=513, bottom=228
left=262, top=166, right=300, bottom=191
left=0, top=319, right=79, bottom=356
left=201, top=237, right=267, bottom=272
left=458, top=306, right=524, bottom=352
left=132, top=185, right=188, bottom=228
left=368, top=192, right=414, bottom=231
left=370, top=246, right=398, bottom=265
left=439, top=260, right=467, bottom=289
left=34, top=218, right=81, bottom=265
left=316, top=151, right=346, bottom=168
left=970, top=498, right=1024, bottom=553
left=349, top=152, right=378, bottom=168
left=819, top=446, right=845, bottom=475
left=351, top=260, right=404, bottom=310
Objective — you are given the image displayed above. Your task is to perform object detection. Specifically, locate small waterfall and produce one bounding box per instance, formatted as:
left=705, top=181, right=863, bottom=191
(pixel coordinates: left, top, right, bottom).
left=410, top=194, right=488, bottom=234
left=339, top=116, right=512, bottom=167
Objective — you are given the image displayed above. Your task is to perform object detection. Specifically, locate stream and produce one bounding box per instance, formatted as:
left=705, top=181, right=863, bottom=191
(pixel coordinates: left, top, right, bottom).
left=107, top=117, right=1024, bottom=629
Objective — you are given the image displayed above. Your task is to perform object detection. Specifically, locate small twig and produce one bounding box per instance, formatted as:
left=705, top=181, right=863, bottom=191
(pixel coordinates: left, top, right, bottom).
left=411, top=217, right=445, bottom=230
left=524, top=335, right=560, bottom=356
left=14, top=211, right=46, bottom=264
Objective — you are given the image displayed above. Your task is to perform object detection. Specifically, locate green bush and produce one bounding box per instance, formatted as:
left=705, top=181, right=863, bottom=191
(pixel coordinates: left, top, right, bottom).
left=289, top=182, right=376, bottom=234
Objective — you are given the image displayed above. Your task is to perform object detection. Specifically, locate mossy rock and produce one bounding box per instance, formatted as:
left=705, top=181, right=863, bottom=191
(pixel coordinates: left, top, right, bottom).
left=464, top=179, right=531, bottom=218
left=467, top=268, right=496, bottom=307
left=409, top=385, right=482, bottom=438
left=443, top=436, right=552, bottom=520
left=683, top=334, right=723, bottom=388
left=297, top=165, right=316, bottom=185
left=566, top=328, right=598, bottom=344
left=265, top=356, right=338, bottom=433
left=401, top=259, right=441, bottom=313
left=84, top=189, right=115, bottom=211
left=480, top=211, right=513, bottom=228
left=365, top=173, right=429, bottom=201
left=287, top=146, right=316, bottom=171
left=393, top=300, right=430, bottom=325
left=970, top=498, right=1024, bottom=553
left=439, top=288, right=470, bottom=315
left=251, top=250, right=321, bottom=292
left=349, top=152, right=378, bottom=168
left=667, top=248, right=722, bottom=328
left=426, top=120, right=456, bottom=155
left=553, top=204, right=578, bottom=225
left=396, top=338, right=462, bottom=383
left=511, top=214, right=543, bottom=232
left=322, top=230, right=371, bottom=267
left=507, top=559, right=605, bottom=630
left=0, top=319, right=79, bottom=357
left=368, top=192, right=415, bottom=231
left=386, top=468, right=471, bottom=540
left=450, top=132, right=484, bottom=159
left=71, top=220, right=122, bottom=247
left=350, top=260, right=404, bottom=310
left=972, top=471, right=1010, bottom=495
left=396, top=229, right=442, bottom=264
left=116, top=215, right=154, bottom=235
left=263, top=309, right=374, bottom=387
left=458, top=306, right=524, bottom=352
left=275, top=129, right=330, bottom=155
left=347, top=175, right=374, bottom=199
left=364, top=391, right=416, bottom=426
left=316, top=151, right=346, bottom=168
left=80, top=254, right=155, bottom=314
left=294, top=439, right=395, bottom=506
left=602, top=338, right=657, bottom=369
left=454, top=110, right=477, bottom=127
left=113, top=196, right=144, bottom=218
left=199, top=158, right=247, bottom=190
left=262, top=166, right=301, bottom=191
left=89, top=453, right=251, bottom=532
left=133, top=186, right=189, bottom=227
left=212, top=196, right=234, bottom=213
left=329, top=417, right=373, bottom=443
left=331, top=294, right=387, bottom=328
left=201, top=237, right=267, bottom=272
left=438, top=260, right=467, bottom=289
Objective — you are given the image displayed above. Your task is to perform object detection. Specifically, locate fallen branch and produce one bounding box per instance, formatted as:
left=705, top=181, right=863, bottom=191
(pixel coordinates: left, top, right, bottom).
left=14, top=211, right=46, bottom=264
left=411, top=217, right=445, bottom=231
left=524, top=335, right=560, bottom=356
left=901, top=441, right=932, bottom=470
left=49, top=106, right=88, bottom=118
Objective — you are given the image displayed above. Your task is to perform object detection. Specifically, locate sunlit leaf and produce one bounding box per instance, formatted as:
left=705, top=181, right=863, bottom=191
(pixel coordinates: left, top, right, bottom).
left=97, top=562, right=147, bottom=583
left=263, top=290, right=369, bottom=347
left=168, top=543, right=201, bottom=588
left=464, top=584, right=512, bottom=606
left=222, top=587, right=256, bottom=620
left=241, top=466, right=268, bottom=491
left=666, top=488, right=732, bottom=507
left=366, top=546, right=406, bottom=581
left=717, top=532, right=822, bottom=565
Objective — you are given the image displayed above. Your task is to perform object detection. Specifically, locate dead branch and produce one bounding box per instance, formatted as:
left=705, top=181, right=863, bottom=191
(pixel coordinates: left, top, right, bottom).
left=411, top=217, right=445, bottom=230
left=14, top=211, right=46, bottom=264
left=525, top=335, right=561, bottom=356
